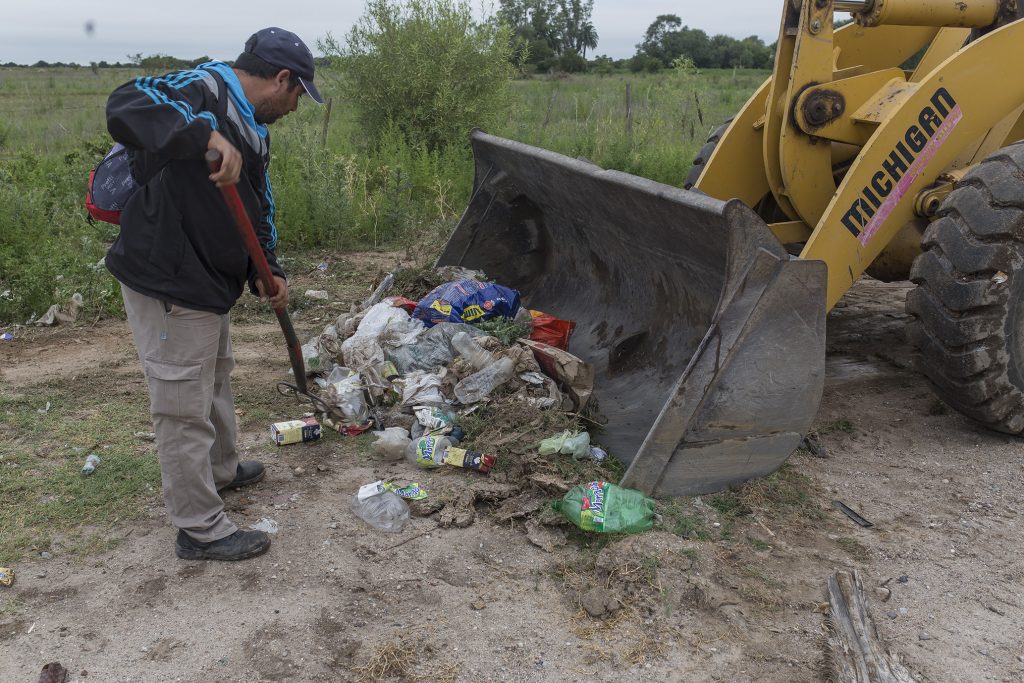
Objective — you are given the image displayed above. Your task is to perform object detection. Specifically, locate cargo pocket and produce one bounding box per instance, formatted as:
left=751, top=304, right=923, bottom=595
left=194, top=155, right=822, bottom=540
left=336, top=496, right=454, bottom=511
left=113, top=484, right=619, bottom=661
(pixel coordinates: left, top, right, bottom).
left=143, top=359, right=205, bottom=419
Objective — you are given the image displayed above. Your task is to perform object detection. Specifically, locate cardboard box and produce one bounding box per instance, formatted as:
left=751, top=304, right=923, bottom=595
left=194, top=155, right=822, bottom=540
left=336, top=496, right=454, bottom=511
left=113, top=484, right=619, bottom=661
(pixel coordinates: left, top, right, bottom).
left=271, top=417, right=321, bottom=446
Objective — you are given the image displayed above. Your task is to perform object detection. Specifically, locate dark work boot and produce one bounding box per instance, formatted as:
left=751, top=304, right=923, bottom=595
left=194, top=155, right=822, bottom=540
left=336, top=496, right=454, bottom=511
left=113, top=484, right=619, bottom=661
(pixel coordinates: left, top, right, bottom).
left=217, top=460, right=266, bottom=492
left=175, top=529, right=270, bottom=561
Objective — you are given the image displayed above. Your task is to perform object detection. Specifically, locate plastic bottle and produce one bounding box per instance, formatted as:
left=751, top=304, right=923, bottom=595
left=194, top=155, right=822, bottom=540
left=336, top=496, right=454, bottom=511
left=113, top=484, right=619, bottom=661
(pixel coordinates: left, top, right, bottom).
left=351, top=490, right=410, bottom=533
left=451, top=331, right=494, bottom=371
left=81, top=453, right=101, bottom=476
left=442, top=446, right=496, bottom=473
left=454, top=356, right=515, bottom=404
left=554, top=482, right=656, bottom=534
left=405, top=435, right=453, bottom=469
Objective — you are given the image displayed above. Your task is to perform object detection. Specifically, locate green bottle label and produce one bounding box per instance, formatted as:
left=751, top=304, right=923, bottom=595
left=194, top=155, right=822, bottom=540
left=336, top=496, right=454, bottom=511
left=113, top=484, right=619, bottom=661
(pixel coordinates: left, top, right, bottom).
left=580, top=481, right=607, bottom=532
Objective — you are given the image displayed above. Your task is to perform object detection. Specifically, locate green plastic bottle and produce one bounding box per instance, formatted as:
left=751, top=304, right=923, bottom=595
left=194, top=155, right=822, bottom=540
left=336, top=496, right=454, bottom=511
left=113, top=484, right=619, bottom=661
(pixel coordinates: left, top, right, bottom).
left=554, top=481, right=655, bottom=533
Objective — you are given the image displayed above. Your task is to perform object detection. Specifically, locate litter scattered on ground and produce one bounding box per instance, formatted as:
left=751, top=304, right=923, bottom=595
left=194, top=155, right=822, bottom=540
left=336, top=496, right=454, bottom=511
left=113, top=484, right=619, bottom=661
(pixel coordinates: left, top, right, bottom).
left=248, top=518, right=279, bottom=534
left=34, top=292, right=83, bottom=326
left=539, top=430, right=591, bottom=460
left=352, top=486, right=410, bottom=533
left=81, top=453, right=101, bottom=476
left=0, top=332, right=13, bottom=341
left=316, top=261, right=329, bottom=272
left=833, top=500, right=874, bottom=528
left=304, top=289, right=329, bottom=300
left=134, top=431, right=157, bottom=441
left=0, top=567, right=14, bottom=586
left=271, top=417, right=321, bottom=446
left=272, top=265, right=637, bottom=535
left=37, top=401, right=51, bottom=414
left=383, top=481, right=428, bottom=500
left=554, top=482, right=656, bottom=534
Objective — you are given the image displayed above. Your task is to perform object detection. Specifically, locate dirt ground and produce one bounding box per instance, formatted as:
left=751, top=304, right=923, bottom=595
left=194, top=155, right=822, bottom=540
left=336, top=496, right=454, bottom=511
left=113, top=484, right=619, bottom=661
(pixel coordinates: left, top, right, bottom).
left=1, top=273, right=1023, bottom=683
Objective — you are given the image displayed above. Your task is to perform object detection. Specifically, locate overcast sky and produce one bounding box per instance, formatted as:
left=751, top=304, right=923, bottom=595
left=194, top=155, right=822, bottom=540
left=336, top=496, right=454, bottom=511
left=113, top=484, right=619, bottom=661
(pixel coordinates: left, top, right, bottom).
left=0, top=1, right=784, bottom=65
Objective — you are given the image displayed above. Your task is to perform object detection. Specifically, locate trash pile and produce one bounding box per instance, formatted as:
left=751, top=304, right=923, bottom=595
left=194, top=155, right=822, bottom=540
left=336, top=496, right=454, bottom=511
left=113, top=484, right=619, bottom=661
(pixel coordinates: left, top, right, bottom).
left=285, top=266, right=654, bottom=536
left=296, top=267, right=592, bottom=440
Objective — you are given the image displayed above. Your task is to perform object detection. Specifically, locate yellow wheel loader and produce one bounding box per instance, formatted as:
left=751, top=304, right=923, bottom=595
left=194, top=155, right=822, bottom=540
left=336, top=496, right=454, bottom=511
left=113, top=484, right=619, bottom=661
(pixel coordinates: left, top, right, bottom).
left=438, top=0, right=1024, bottom=496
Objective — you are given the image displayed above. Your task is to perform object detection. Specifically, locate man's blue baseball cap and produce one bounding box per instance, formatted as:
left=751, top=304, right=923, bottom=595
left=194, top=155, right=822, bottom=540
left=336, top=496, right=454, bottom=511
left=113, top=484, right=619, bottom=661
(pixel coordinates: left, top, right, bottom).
left=244, top=27, right=324, bottom=104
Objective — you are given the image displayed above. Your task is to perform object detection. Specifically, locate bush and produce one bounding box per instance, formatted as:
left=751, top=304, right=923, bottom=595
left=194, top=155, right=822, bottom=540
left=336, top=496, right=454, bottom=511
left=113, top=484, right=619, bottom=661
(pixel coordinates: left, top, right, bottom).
left=323, top=0, right=521, bottom=151
left=555, top=49, right=587, bottom=74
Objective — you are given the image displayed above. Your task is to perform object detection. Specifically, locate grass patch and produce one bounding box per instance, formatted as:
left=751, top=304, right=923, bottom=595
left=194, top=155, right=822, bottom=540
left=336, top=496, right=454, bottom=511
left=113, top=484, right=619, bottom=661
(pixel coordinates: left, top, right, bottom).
left=0, top=597, right=21, bottom=617
left=657, top=498, right=710, bottom=540
left=734, top=463, right=823, bottom=522
left=749, top=538, right=771, bottom=552
left=0, top=374, right=160, bottom=561
left=818, top=418, right=855, bottom=434
left=835, top=536, right=870, bottom=562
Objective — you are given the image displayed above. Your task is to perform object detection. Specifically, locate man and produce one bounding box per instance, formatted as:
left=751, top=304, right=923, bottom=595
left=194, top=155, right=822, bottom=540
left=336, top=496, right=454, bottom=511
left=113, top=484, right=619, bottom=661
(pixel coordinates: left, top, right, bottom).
left=105, top=28, right=323, bottom=561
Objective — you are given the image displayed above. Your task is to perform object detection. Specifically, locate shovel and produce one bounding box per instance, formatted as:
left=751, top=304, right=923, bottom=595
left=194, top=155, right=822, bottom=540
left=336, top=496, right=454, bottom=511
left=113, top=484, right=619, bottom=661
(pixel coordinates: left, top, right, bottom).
left=205, top=150, right=307, bottom=394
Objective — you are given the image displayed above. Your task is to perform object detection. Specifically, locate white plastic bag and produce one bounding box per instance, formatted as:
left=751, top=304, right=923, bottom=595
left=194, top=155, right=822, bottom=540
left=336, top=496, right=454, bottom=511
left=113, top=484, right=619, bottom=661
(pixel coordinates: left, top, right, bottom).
left=400, top=370, right=446, bottom=407
left=342, top=302, right=424, bottom=372
left=351, top=490, right=410, bottom=533
left=325, top=366, right=369, bottom=424
left=371, top=427, right=411, bottom=461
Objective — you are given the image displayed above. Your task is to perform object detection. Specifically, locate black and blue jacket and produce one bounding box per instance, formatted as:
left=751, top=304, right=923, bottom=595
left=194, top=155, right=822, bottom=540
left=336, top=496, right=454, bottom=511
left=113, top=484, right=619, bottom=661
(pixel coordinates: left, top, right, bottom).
left=104, top=61, right=285, bottom=314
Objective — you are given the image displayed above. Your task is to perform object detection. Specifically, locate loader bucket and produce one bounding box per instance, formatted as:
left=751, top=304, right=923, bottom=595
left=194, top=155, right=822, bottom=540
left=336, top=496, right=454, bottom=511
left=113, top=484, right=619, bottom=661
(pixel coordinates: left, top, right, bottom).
left=437, top=130, right=828, bottom=497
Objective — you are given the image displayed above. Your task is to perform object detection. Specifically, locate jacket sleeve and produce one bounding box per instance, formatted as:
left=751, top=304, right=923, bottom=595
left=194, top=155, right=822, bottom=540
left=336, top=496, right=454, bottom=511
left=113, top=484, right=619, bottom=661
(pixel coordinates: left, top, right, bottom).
left=246, top=155, right=287, bottom=296
left=106, top=74, right=217, bottom=159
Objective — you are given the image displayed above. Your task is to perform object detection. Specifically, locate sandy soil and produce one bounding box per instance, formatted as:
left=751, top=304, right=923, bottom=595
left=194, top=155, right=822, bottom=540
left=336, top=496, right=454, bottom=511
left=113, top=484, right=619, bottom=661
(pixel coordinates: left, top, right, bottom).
left=1, top=277, right=1022, bottom=682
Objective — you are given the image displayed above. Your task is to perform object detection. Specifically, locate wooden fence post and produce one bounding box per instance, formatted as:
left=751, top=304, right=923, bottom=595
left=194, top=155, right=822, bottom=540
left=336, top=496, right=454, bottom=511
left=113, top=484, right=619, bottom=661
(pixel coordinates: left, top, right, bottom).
left=320, top=96, right=334, bottom=148
left=625, top=82, right=633, bottom=142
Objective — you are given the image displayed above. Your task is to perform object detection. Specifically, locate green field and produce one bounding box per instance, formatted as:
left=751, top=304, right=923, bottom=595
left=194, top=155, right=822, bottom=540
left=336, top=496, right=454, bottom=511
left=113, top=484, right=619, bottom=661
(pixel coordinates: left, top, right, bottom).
left=0, top=66, right=767, bottom=325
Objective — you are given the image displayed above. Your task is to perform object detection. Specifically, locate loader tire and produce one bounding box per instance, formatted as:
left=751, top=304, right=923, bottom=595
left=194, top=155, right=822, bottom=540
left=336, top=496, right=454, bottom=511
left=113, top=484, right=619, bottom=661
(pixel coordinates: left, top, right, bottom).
left=906, top=142, right=1024, bottom=434
left=684, top=118, right=733, bottom=190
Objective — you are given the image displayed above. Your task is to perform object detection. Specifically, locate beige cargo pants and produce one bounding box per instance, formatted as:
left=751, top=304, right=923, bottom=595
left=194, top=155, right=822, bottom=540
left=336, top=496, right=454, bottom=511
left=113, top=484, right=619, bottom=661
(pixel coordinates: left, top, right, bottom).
left=122, top=284, right=239, bottom=542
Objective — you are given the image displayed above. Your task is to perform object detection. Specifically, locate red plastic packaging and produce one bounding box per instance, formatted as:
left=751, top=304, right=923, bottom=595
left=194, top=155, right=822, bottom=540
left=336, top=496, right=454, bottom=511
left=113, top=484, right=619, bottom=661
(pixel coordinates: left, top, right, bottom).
left=528, top=310, right=576, bottom=350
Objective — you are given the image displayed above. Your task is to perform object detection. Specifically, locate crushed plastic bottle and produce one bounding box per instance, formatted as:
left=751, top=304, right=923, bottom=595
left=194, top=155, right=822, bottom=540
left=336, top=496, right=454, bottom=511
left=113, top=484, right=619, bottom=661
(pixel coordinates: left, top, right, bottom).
left=351, top=489, right=410, bottom=533
left=81, top=453, right=101, bottom=476
left=554, top=481, right=656, bottom=533
left=451, top=331, right=494, bottom=371
left=454, top=356, right=515, bottom=404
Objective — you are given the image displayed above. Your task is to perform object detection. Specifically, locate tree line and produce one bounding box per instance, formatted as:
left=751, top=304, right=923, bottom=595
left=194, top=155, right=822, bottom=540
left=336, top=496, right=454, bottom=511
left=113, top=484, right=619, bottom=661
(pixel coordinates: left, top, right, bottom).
left=5, top=2, right=780, bottom=75
left=498, top=3, right=776, bottom=73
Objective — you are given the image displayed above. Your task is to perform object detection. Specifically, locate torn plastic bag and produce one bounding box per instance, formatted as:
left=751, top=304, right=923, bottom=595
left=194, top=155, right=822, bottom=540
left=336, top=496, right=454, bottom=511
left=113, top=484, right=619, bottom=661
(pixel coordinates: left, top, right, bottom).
left=372, top=427, right=411, bottom=461
left=34, top=292, right=83, bottom=326
left=539, top=430, right=591, bottom=459
left=386, top=322, right=469, bottom=375
left=342, top=302, right=424, bottom=372
left=399, top=370, right=447, bottom=407
left=325, top=366, right=369, bottom=425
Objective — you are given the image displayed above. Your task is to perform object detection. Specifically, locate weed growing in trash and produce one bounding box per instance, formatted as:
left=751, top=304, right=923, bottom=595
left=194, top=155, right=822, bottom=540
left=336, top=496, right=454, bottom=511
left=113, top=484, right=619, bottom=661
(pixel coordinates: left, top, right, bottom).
left=470, top=317, right=532, bottom=346
left=0, top=376, right=159, bottom=560
left=390, top=264, right=455, bottom=302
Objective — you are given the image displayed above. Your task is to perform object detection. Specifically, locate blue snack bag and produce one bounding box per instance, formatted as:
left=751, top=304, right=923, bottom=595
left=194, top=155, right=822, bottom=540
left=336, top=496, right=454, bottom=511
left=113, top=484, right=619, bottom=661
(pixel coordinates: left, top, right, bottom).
left=413, top=279, right=521, bottom=328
